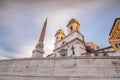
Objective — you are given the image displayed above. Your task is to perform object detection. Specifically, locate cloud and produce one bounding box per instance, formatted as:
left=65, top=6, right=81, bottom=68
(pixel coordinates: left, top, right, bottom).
left=0, top=0, right=120, bottom=59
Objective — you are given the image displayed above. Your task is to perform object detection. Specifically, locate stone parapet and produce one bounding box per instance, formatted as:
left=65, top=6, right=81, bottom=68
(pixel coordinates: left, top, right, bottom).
left=0, top=56, right=120, bottom=80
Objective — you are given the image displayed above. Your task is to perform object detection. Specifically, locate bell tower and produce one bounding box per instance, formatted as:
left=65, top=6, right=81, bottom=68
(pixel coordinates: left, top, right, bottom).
left=67, top=18, right=80, bottom=34
left=55, top=29, right=66, bottom=42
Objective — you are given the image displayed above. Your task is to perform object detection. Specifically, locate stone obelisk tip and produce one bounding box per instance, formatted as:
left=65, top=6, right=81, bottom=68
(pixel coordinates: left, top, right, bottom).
left=32, top=18, right=47, bottom=58
left=39, top=18, right=47, bottom=42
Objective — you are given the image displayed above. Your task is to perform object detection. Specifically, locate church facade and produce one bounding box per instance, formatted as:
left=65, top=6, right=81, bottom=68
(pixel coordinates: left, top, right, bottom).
left=53, top=19, right=86, bottom=57
left=31, top=18, right=120, bottom=58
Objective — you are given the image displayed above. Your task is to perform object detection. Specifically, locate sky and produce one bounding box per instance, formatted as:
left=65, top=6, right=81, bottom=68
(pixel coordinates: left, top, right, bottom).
left=0, top=0, right=120, bottom=59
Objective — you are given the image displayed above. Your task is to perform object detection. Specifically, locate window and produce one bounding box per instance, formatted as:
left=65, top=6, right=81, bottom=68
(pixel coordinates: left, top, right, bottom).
left=60, top=49, right=67, bottom=57
left=94, top=53, right=98, bottom=56
left=61, top=36, right=63, bottom=39
left=61, top=41, right=67, bottom=47
left=71, top=46, right=75, bottom=55
left=117, top=36, right=120, bottom=39
left=103, top=53, right=108, bottom=56
left=61, top=53, right=66, bottom=56
left=115, top=43, right=120, bottom=48
left=56, top=36, right=58, bottom=40
left=62, top=41, right=66, bottom=46
left=70, top=26, right=73, bottom=31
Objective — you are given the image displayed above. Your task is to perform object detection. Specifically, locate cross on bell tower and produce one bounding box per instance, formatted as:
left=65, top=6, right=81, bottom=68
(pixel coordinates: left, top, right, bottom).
left=32, top=18, right=47, bottom=58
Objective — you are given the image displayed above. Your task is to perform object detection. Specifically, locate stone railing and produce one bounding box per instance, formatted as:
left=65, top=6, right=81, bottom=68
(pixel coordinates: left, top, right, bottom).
left=0, top=56, right=120, bottom=80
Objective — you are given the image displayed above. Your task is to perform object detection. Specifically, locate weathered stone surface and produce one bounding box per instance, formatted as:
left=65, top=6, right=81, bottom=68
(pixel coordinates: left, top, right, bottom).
left=0, top=56, right=120, bottom=80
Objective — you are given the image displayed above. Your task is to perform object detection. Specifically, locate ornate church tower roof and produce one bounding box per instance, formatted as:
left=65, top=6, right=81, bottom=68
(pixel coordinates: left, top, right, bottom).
left=55, top=29, right=65, bottom=36
left=67, top=18, right=80, bottom=34
left=67, top=18, right=80, bottom=27
left=55, top=29, right=66, bottom=42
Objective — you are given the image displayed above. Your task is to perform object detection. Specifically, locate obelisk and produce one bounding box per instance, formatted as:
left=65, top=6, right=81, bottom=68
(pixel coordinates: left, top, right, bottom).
left=32, top=18, right=47, bottom=58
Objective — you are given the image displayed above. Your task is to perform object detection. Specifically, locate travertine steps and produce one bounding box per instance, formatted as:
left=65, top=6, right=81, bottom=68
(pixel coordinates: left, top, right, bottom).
left=0, top=56, right=120, bottom=80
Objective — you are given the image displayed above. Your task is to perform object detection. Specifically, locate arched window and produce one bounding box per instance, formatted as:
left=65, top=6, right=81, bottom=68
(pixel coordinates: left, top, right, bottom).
left=61, top=36, right=63, bottom=39
left=94, top=53, right=98, bottom=56
left=103, top=53, right=108, bottom=56
left=62, top=41, right=67, bottom=46
left=56, top=36, right=58, bottom=40
left=70, top=26, right=73, bottom=31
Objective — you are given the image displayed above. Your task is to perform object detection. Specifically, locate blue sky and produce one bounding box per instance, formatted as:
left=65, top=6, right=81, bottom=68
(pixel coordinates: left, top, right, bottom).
left=0, top=0, right=120, bottom=59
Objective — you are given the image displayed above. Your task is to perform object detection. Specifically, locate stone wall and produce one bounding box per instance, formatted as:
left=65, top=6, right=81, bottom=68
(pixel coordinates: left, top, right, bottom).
left=0, top=56, right=120, bottom=80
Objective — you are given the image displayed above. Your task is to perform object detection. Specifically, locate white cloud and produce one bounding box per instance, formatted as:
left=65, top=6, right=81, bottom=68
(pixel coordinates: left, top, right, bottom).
left=0, top=0, right=120, bottom=59
left=17, top=44, right=33, bottom=58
